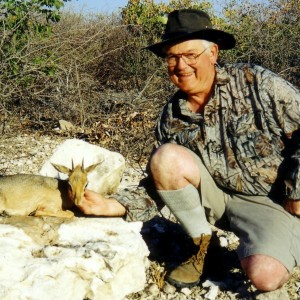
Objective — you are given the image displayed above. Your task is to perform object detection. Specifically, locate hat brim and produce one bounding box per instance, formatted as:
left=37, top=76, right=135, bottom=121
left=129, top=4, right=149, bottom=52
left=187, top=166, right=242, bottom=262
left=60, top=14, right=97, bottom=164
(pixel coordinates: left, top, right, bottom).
left=146, top=29, right=236, bottom=57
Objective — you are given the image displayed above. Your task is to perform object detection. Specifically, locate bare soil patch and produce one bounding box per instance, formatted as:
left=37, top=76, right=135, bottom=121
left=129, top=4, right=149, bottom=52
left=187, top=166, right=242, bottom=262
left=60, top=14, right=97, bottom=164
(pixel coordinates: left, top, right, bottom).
left=1, top=132, right=300, bottom=300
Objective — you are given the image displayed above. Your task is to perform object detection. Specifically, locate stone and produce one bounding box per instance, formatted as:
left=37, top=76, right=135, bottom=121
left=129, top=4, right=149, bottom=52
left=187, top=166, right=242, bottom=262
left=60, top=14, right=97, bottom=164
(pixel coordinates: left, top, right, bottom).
left=0, top=216, right=149, bottom=300
left=39, top=139, right=126, bottom=195
left=202, top=280, right=220, bottom=300
left=148, top=283, right=160, bottom=296
left=255, top=287, right=290, bottom=300
left=58, top=120, right=75, bottom=131
left=181, top=287, right=192, bottom=296
left=163, top=282, right=177, bottom=294
left=219, top=236, right=228, bottom=247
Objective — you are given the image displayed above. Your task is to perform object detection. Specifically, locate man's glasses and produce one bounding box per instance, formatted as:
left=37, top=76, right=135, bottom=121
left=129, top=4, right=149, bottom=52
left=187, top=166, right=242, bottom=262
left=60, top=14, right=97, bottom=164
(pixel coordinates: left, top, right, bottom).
left=165, top=47, right=209, bottom=67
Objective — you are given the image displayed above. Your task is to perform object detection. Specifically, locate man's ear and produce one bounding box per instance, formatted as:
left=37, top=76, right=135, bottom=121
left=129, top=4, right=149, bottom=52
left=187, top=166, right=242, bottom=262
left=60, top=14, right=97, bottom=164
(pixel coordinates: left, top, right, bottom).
left=209, top=43, right=219, bottom=64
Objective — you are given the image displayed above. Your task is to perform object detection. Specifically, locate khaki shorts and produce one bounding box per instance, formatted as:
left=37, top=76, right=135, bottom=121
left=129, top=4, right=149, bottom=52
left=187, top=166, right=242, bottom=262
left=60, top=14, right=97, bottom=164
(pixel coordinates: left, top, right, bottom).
left=188, top=148, right=300, bottom=272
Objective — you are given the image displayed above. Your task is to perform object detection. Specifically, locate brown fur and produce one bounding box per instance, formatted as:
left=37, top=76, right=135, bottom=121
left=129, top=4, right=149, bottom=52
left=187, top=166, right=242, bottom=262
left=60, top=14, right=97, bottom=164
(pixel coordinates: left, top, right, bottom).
left=0, top=162, right=100, bottom=218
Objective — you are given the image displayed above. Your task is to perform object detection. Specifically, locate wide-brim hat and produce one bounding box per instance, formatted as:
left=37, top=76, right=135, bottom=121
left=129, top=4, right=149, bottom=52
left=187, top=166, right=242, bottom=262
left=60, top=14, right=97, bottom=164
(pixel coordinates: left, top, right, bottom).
left=146, top=9, right=236, bottom=57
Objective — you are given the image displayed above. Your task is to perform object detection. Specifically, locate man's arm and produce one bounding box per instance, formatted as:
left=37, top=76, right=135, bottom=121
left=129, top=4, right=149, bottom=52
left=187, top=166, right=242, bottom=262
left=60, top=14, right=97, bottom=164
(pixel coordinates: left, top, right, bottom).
left=77, top=189, right=126, bottom=217
left=281, top=145, right=300, bottom=216
left=78, top=185, right=159, bottom=222
left=267, top=74, right=300, bottom=212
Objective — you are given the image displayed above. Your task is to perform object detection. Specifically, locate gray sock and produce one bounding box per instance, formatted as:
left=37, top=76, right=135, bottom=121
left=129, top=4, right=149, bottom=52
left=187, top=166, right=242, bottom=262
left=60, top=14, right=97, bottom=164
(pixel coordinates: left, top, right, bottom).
left=157, top=184, right=211, bottom=237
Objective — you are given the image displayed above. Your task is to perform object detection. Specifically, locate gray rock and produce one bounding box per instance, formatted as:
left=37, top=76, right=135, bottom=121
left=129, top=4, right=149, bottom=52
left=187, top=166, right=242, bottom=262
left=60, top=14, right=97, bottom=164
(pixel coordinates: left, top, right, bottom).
left=255, top=287, right=289, bottom=300
left=0, top=216, right=149, bottom=300
left=148, top=283, right=160, bottom=296
left=58, top=119, right=75, bottom=131
left=40, top=138, right=126, bottom=195
left=163, top=282, right=177, bottom=294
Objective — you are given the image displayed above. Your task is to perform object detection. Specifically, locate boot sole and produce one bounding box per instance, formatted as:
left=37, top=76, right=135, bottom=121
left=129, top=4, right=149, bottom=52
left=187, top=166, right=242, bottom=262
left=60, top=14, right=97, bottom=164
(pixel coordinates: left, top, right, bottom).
left=167, top=276, right=200, bottom=288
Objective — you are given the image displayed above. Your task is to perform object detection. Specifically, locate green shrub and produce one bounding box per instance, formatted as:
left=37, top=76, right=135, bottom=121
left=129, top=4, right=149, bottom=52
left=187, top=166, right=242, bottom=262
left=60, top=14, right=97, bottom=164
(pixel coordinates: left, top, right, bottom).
left=0, top=0, right=70, bottom=118
left=1, top=0, right=300, bottom=162
left=121, top=0, right=213, bottom=44
left=0, top=0, right=69, bottom=75
left=219, top=0, right=300, bottom=86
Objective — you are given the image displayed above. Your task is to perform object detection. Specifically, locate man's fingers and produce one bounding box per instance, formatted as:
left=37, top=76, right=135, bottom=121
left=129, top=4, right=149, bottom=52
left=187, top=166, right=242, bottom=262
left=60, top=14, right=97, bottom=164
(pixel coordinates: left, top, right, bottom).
left=284, top=199, right=300, bottom=216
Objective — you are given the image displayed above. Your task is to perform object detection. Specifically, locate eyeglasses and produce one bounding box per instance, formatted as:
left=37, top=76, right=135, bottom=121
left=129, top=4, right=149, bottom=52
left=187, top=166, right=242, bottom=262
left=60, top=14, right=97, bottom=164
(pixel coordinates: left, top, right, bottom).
left=165, top=47, right=209, bottom=67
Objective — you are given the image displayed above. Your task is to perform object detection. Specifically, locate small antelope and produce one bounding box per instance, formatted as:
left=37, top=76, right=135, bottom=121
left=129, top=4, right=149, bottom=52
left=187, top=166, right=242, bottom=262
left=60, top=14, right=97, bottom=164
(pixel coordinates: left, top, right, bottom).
left=0, top=161, right=100, bottom=218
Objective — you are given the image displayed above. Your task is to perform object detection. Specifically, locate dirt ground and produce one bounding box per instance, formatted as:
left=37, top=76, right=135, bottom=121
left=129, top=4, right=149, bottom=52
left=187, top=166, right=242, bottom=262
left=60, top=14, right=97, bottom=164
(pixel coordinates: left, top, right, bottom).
left=1, top=132, right=300, bottom=300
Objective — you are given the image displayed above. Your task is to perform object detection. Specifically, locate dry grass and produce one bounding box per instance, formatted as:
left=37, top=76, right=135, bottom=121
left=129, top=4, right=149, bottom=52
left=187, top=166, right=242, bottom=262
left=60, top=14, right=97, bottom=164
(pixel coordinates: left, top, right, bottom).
left=1, top=1, right=300, bottom=163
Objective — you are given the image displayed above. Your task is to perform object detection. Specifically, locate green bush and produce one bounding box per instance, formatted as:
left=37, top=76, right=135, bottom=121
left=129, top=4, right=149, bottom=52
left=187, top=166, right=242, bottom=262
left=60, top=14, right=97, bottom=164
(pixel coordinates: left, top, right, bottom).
left=219, top=0, right=300, bottom=86
left=1, top=0, right=300, bottom=161
left=0, top=0, right=70, bottom=117
left=121, top=0, right=213, bottom=44
left=0, top=0, right=68, bottom=76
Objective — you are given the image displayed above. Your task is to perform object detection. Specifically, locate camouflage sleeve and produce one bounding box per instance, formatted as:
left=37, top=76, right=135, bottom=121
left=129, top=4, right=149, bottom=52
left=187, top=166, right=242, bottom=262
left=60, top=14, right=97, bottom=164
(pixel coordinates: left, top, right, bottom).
left=267, top=73, right=300, bottom=199
left=110, top=183, right=160, bottom=222
left=270, top=75, right=300, bottom=136
left=280, top=132, right=300, bottom=200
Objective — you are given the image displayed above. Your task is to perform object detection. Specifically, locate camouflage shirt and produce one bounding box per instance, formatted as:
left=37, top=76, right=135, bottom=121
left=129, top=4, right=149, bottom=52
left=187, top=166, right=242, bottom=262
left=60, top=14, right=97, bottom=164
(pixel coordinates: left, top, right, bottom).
left=156, top=63, right=300, bottom=199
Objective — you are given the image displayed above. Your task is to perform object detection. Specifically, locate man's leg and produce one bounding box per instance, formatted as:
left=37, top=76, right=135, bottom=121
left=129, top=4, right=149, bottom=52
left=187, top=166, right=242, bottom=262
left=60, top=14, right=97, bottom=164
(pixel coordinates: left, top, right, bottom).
left=149, top=143, right=227, bottom=287
left=241, top=254, right=289, bottom=291
left=150, top=144, right=211, bottom=234
left=227, top=194, right=300, bottom=291
left=150, top=143, right=211, bottom=237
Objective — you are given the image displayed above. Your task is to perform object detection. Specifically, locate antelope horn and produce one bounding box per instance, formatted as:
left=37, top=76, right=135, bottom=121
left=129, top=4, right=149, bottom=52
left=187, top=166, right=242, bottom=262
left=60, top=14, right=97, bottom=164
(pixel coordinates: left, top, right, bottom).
left=82, top=158, right=85, bottom=171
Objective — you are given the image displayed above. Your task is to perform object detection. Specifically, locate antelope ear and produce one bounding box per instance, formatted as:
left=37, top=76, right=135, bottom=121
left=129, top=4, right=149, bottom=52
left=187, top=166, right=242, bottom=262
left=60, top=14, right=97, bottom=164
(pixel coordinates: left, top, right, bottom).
left=85, top=161, right=102, bottom=173
left=51, top=163, right=72, bottom=175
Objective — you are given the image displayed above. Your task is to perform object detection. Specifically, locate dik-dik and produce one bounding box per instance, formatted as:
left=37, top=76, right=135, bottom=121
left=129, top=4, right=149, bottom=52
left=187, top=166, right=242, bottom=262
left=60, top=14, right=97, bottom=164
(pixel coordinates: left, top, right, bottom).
left=0, top=162, right=100, bottom=218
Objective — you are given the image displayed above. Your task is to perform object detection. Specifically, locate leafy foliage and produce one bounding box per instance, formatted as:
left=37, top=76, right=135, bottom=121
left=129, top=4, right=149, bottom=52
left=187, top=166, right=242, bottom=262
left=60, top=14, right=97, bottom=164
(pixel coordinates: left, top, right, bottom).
left=219, top=0, right=300, bottom=85
left=121, top=0, right=213, bottom=44
left=1, top=0, right=300, bottom=162
left=0, top=0, right=69, bottom=86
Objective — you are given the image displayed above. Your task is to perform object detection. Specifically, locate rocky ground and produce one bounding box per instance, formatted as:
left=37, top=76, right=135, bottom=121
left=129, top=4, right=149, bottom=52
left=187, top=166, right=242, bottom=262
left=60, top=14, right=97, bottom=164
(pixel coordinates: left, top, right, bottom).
left=1, top=132, right=300, bottom=300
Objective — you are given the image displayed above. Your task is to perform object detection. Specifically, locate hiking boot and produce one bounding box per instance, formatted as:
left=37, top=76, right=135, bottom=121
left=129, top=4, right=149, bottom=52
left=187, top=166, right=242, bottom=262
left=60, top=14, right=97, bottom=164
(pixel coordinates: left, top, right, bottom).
left=167, top=234, right=211, bottom=288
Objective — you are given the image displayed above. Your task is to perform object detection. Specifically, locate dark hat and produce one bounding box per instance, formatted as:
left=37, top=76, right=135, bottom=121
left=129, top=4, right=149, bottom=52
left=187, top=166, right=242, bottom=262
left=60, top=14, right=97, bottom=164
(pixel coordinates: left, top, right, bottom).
left=146, top=9, right=236, bottom=57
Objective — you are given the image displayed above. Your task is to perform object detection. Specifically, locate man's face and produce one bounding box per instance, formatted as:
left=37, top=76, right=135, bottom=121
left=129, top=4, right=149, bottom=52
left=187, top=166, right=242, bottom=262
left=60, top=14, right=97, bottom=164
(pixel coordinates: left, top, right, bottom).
left=165, top=40, right=218, bottom=96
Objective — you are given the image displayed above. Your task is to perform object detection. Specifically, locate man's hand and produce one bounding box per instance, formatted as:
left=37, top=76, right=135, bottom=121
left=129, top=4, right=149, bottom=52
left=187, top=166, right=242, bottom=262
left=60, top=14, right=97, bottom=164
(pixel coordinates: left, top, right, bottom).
left=283, top=199, right=300, bottom=217
left=77, top=189, right=107, bottom=216
left=77, top=189, right=126, bottom=217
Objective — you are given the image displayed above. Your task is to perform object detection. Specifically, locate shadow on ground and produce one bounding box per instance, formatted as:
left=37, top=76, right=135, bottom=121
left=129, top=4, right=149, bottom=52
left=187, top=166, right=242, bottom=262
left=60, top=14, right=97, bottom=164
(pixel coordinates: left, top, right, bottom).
left=141, top=216, right=253, bottom=298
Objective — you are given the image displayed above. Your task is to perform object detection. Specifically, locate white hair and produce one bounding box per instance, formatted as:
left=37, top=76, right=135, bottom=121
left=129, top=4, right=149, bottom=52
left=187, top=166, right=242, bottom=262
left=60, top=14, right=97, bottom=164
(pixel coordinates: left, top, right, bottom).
left=162, top=39, right=216, bottom=56
left=198, top=40, right=215, bottom=53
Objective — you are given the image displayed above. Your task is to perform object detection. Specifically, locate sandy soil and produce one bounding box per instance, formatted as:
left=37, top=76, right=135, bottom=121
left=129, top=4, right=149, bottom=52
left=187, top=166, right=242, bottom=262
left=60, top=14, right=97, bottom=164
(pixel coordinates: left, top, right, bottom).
left=1, top=132, right=300, bottom=300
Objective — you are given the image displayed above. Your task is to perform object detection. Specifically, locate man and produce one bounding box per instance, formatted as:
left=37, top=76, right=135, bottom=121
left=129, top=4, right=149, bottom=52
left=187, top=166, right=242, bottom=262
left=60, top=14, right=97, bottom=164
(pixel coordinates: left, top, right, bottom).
left=78, top=8, right=300, bottom=292
left=145, top=9, right=300, bottom=291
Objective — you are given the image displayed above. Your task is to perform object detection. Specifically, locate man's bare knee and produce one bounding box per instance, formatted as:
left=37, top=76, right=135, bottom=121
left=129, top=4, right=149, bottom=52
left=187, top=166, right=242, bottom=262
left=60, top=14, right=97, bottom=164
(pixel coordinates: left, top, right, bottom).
left=150, top=144, right=200, bottom=190
left=241, top=255, right=290, bottom=292
left=150, top=143, right=179, bottom=169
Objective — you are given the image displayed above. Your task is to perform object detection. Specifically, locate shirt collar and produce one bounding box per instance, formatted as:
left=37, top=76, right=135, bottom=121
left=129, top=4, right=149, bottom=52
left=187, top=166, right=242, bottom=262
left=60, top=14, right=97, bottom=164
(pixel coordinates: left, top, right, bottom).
left=215, top=64, right=231, bottom=85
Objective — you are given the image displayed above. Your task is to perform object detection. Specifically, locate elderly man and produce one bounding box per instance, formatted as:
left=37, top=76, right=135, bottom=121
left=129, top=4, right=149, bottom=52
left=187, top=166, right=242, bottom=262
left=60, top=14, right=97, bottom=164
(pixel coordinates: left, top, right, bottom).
left=78, top=8, right=300, bottom=292
left=145, top=8, right=300, bottom=291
